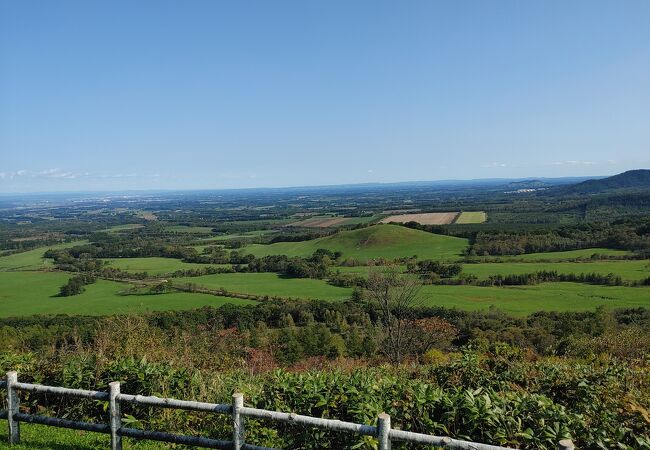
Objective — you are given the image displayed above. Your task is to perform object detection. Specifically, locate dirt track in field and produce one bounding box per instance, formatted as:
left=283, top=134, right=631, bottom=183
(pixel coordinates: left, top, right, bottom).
left=380, top=212, right=459, bottom=225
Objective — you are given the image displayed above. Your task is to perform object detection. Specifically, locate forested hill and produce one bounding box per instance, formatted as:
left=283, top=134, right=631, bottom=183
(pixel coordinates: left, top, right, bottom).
left=560, top=169, right=650, bottom=194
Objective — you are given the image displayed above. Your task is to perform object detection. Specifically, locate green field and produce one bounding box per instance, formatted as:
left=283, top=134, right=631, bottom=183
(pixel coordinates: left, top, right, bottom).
left=2, top=268, right=648, bottom=317
left=0, top=241, right=88, bottom=271
left=462, top=260, right=650, bottom=281
left=104, top=257, right=230, bottom=275
left=0, top=271, right=254, bottom=317
left=176, top=272, right=352, bottom=300
left=332, top=260, right=650, bottom=281
left=489, top=248, right=633, bottom=262
left=455, top=211, right=486, bottom=224
left=102, top=223, right=144, bottom=233
left=418, top=282, right=650, bottom=315
left=243, top=224, right=468, bottom=261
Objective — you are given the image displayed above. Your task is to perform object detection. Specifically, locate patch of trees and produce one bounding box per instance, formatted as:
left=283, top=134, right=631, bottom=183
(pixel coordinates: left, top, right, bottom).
left=475, top=271, right=624, bottom=287
left=246, top=249, right=339, bottom=279
left=45, top=249, right=106, bottom=272
left=468, top=219, right=650, bottom=256
left=265, top=229, right=335, bottom=244
left=2, top=297, right=648, bottom=362
left=329, top=271, right=367, bottom=288
left=46, top=241, right=198, bottom=260
left=406, top=260, right=463, bottom=278
left=58, top=274, right=96, bottom=297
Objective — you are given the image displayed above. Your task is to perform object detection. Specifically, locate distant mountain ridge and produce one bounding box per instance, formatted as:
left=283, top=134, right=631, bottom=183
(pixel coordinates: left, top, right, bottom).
left=561, top=169, right=650, bottom=194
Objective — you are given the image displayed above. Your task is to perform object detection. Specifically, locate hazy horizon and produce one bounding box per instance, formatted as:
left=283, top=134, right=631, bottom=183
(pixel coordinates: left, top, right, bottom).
left=0, top=172, right=628, bottom=197
left=2, top=0, right=649, bottom=193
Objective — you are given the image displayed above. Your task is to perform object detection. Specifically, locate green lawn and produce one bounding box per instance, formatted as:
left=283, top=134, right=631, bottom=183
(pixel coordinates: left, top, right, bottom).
left=175, top=272, right=352, bottom=300
left=103, top=257, right=230, bottom=275
left=418, top=282, right=650, bottom=315
left=455, top=211, right=486, bottom=224
left=462, top=260, right=650, bottom=281
left=0, top=241, right=88, bottom=272
left=0, top=272, right=254, bottom=317
left=243, top=224, right=468, bottom=261
left=0, top=423, right=169, bottom=449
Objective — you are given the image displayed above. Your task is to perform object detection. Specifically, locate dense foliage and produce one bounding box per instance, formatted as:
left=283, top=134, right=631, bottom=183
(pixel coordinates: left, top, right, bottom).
left=1, top=323, right=648, bottom=449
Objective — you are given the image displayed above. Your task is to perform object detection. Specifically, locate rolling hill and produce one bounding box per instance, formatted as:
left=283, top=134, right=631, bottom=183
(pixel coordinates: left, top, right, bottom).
left=560, top=169, right=650, bottom=194
left=243, top=224, right=468, bottom=261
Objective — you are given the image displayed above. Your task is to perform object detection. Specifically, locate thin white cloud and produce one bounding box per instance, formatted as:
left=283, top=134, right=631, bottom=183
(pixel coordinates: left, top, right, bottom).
left=481, top=162, right=507, bottom=168
left=551, top=160, right=597, bottom=166
left=0, top=169, right=159, bottom=181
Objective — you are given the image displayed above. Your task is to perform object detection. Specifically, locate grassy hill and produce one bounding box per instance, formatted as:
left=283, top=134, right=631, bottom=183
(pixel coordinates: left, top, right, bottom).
left=243, top=224, right=468, bottom=261
left=560, top=169, right=650, bottom=194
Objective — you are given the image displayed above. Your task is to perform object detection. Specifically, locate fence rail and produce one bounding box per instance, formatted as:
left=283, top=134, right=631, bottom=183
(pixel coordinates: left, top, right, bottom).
left=1, top=372, right=576, bottom=450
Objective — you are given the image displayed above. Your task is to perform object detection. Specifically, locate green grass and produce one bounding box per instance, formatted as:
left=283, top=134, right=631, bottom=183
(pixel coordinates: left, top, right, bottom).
left=0, top=423, right=168, bottom=449
left=104, top=257, right=231, bottom=275
left=0, top=271, right=254, bottom=317
left=175, top=272, right=352, bottom=300
left=487, top=248, right=633, bottom=262
left=455, top=211, right=486, bottom=224
left=418, top=282, right=650, bottom=315
left=0, top=241, right=88, bottom=272
left=462, top=260, right=650, bottom=281
left=243, top=224, right=468, bottom=261
left=2, top=267, right=648, bottom=317
left=102, top=224, right=144, bottom=233
left=340, top=215, right=383, bottom=225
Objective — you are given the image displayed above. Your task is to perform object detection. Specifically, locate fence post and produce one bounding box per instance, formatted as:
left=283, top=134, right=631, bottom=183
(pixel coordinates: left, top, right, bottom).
left=232, top=393, right=245, bottom=450
left=6, top=371, right=20, bottom=445
left=109, top=381, right=122, bottom=450
left=377, top=412, right=391, bottom=450
left=557, top=439, right=575, bottom=450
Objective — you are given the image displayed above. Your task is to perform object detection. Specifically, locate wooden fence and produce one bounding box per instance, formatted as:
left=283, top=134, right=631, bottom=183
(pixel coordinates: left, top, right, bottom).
left=1, top=371, right=576, bottom=450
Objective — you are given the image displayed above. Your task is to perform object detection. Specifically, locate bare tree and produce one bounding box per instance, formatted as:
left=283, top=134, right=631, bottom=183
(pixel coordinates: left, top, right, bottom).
left=365, top=265, right=422, bottom=363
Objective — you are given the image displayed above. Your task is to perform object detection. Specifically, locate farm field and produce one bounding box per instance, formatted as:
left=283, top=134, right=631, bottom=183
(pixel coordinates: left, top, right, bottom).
left=0, top=241, right=88, bottom=271
left=172, top=270, right=650, bottom=314
left=462, top=260, right=650, bottom=281
left=380, top=212, right=458, bottom=225
left=175, top=272, right=352, bottom=300
left=243, top=224, right=468, bottom=261
left=329, top=260, right=650, bottom=281
left=418, top=282, right=650, bottom=315
left=2, top=267, right=649, bottom=317
left=490, top=248, right=633, bottom=261
left=0, top=271, right=254, bottom=317
left=103, top=257, right=230, bottom=275
left=455, top=211, right=487, bottom=224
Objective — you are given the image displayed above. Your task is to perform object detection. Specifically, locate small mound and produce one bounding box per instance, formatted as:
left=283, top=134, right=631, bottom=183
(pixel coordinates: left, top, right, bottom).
left=244, top=224, right=469, bottom=261
left=321, top=224, right=437, bottom=248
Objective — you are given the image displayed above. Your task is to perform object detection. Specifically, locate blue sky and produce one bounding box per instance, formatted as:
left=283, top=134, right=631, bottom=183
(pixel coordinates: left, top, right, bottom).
left=1, top=0, right=649, bottom=192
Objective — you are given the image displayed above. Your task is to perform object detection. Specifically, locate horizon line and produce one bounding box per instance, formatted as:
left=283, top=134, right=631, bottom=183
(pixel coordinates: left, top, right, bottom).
left=0, top=173, right=619, bottom=197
